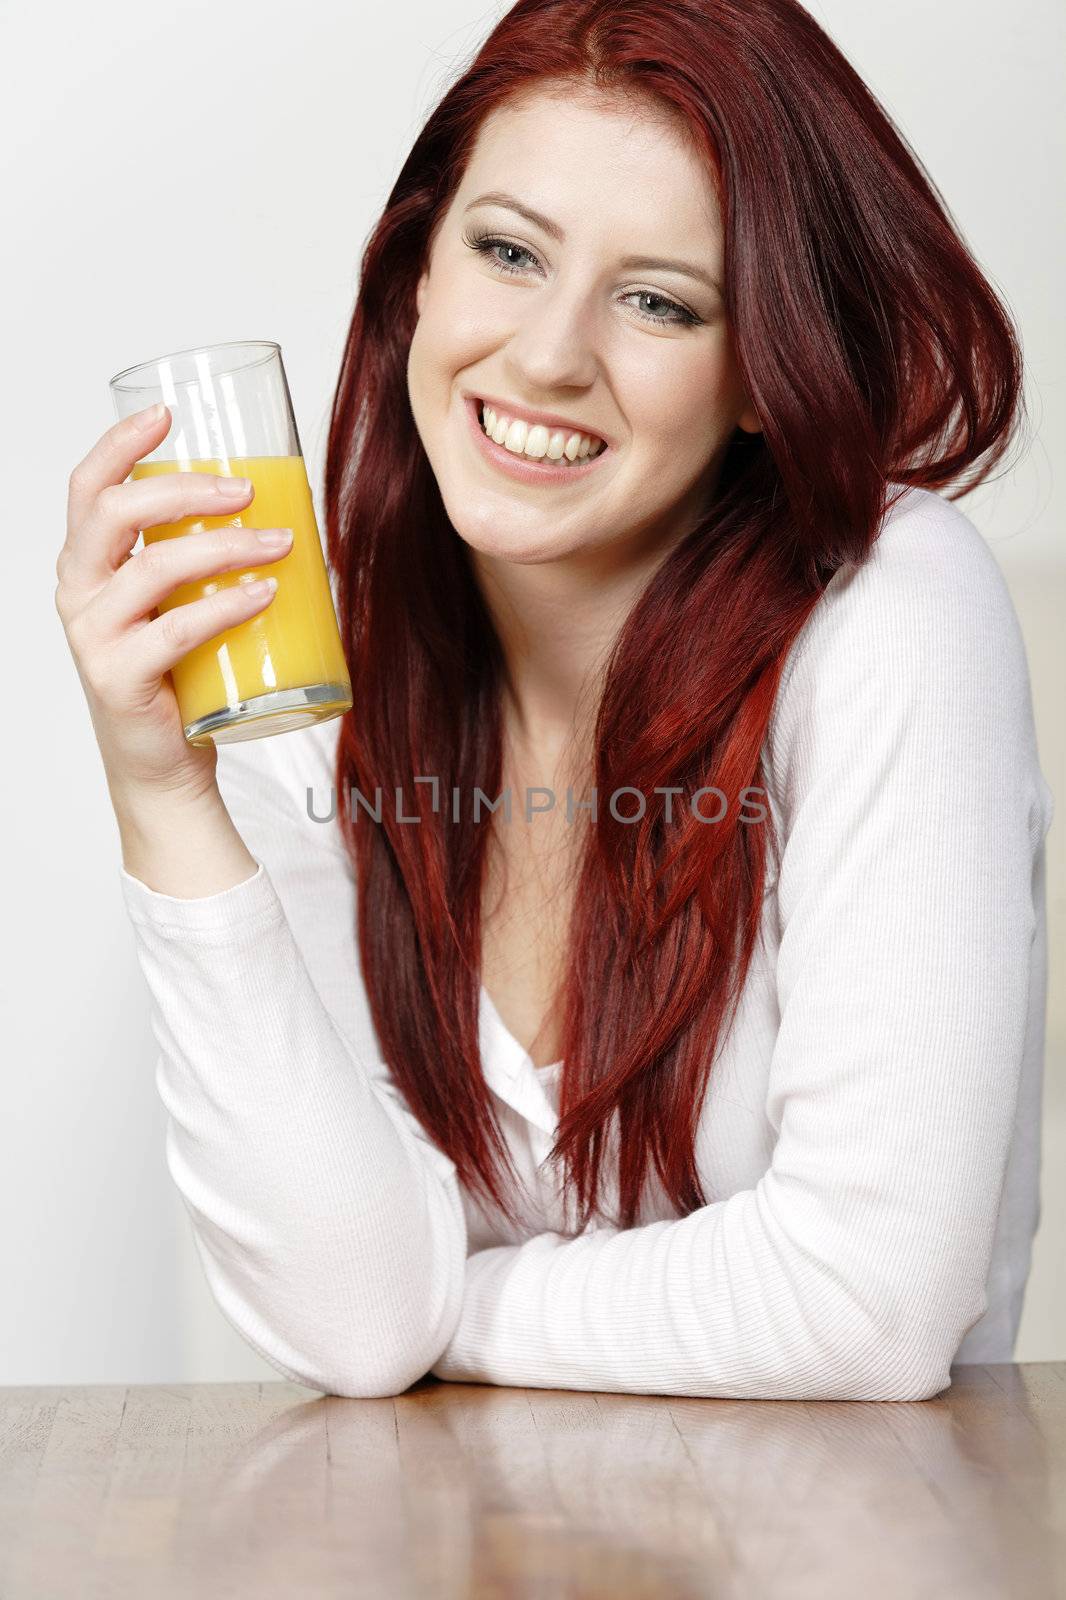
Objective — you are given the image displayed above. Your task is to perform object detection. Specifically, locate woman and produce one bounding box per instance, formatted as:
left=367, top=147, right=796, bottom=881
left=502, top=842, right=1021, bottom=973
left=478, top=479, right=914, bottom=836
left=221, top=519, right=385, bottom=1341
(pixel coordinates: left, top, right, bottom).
left=56, top=0, right=1053, bottom=1401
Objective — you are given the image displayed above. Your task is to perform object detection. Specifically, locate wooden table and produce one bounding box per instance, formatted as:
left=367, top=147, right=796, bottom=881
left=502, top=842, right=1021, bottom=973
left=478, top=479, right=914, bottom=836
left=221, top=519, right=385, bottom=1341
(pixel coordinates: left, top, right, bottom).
left=1, top=1364, right=1062, bottom=1597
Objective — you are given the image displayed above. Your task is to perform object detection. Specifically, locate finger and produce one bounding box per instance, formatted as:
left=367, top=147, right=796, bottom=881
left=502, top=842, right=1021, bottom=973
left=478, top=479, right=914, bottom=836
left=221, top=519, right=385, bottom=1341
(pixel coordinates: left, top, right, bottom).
left=105, top=576, right=281, bottom=697
left=68, top=470, right=256, bottom=590
left=74, top=524, right=294, bottom=648
left=67, top=402, right=174, bottom=530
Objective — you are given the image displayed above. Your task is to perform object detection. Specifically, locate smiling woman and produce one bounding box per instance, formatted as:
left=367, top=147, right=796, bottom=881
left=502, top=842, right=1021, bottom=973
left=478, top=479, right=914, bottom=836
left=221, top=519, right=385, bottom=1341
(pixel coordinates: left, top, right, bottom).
left=114, top=0, right=1053, bottom=1403
left=406, top=88, right=757, bottom=570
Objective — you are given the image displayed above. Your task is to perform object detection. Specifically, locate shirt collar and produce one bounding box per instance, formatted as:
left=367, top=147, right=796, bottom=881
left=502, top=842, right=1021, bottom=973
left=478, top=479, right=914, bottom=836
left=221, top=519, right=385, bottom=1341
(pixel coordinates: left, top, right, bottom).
left=478, top=985, right=560, bottom=1138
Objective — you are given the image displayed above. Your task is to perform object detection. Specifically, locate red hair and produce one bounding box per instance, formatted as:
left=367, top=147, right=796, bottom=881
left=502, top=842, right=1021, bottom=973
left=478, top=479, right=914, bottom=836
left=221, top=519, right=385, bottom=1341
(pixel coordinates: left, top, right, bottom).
left=323, top=0, right=1023, bottom=1233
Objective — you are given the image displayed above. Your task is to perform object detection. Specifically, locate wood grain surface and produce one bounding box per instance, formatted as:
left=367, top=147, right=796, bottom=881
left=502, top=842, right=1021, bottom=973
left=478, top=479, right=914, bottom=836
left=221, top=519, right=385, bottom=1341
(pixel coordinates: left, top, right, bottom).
left=0, top=1363, right=1062, bottom=1598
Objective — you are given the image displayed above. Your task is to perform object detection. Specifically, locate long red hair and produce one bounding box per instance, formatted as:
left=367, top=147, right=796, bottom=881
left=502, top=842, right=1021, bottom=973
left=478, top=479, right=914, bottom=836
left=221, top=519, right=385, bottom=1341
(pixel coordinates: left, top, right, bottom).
left=322, top=0, right=1023, bottom=1233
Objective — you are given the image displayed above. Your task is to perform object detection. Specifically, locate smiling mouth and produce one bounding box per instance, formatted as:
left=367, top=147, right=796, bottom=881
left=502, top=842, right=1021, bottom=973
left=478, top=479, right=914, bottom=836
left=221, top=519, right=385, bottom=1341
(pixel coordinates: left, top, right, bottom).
left=474, top=399, right=609, bottom=466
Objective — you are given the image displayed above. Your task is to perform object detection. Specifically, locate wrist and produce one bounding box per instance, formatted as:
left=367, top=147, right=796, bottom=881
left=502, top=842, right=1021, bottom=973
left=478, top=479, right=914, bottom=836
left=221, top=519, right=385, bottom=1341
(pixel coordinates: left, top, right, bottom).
left=115, top=781, right=260, bottom=898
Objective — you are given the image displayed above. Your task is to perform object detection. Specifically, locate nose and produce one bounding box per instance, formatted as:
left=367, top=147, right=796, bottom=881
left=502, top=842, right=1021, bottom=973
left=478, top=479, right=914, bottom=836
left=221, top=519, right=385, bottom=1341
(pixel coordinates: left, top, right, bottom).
left=502, top=279, right=602, bottom=394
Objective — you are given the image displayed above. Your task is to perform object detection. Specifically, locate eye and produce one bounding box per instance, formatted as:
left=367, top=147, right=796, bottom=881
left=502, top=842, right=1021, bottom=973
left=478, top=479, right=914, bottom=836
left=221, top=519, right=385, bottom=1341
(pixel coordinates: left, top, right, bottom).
left=461, top=229, right=702, bottom=328
left=466, top=233, right=538, bottom=277
left=621, top=290, right=699, bottom=328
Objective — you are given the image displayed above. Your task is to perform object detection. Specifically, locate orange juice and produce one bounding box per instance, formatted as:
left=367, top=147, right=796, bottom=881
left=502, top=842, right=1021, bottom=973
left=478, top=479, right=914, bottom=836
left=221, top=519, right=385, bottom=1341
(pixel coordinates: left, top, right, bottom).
left=130, top=454, right=352, bottom=741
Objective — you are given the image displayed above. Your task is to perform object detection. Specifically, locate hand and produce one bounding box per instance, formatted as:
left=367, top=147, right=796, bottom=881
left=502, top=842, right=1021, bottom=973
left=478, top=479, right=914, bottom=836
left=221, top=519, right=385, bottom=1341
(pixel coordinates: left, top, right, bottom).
left=55, top=401, right=294, bottom=803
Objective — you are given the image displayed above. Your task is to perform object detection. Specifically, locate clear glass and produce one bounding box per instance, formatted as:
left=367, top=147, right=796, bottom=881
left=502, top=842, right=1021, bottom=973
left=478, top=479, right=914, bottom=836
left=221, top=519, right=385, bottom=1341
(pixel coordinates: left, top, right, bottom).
left=109, top=340, right=352, bottom=745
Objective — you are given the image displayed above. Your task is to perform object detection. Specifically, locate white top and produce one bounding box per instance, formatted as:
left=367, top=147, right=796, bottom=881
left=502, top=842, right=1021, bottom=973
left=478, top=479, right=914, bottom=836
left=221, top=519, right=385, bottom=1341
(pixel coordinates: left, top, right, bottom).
left=119, top=486, right=1055, bottom=1402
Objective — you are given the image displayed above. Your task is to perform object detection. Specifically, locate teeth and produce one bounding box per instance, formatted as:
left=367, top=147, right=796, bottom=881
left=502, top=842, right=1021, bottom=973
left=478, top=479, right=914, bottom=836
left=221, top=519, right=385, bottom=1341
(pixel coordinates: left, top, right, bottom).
left=479, top=403, right=605, bottom=464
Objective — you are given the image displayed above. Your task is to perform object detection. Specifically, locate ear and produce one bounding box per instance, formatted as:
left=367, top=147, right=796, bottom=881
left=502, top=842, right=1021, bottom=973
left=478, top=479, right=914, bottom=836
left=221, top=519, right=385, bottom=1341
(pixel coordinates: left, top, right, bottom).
left=737, top=398, right=762, bottom=435
left=416, top=270, right=428, bottom=319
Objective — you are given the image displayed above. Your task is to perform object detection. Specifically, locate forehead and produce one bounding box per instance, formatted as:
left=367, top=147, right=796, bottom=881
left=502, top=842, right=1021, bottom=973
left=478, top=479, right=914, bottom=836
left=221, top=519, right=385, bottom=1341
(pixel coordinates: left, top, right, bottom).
left=457, top=86, right=723, bottom=260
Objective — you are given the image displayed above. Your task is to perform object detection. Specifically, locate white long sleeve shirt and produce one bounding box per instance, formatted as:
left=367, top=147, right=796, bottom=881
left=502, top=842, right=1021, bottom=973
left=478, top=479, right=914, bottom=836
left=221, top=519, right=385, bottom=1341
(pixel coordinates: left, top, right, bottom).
left=119, top=485, right=1055, bottom=1402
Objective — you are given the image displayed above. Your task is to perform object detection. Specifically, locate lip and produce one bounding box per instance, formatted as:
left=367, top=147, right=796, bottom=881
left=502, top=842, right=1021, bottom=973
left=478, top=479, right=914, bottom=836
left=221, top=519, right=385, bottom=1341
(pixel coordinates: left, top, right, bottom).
left=463, top=395, right=613, bottom=486
left=468, top=390, right=612, bottom=449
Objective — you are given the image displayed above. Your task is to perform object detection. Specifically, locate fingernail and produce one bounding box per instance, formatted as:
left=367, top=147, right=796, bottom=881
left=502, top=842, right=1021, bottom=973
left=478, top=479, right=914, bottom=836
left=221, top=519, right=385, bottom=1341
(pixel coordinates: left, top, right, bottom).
left=135, top=401, right=167, bottom=430
left=242, top=577, right=277, bottom=599
left=255, top=527, right=293, bottom=546
left=217, top=476, right=252, bottom=497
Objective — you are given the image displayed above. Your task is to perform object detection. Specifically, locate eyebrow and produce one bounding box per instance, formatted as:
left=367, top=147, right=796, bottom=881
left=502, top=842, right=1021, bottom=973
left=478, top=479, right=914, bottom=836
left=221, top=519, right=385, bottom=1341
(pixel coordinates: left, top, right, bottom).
left=464, top=191, right=723, bottom=295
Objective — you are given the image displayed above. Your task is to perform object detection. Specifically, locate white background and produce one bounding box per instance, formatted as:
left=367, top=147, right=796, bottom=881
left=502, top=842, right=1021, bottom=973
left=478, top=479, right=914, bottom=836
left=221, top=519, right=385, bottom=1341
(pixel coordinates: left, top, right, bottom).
left=1, top=0, right=1062, bottom=1382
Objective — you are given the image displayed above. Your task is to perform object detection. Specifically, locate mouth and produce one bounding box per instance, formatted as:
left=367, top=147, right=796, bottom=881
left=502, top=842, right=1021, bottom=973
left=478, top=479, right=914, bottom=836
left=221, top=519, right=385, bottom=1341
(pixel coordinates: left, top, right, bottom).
left=464, top=396, right=612, bottom=486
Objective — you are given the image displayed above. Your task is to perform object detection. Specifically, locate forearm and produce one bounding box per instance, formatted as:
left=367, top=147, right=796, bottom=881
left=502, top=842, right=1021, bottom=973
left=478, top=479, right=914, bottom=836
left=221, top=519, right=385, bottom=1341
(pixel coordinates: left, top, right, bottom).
left=113, top=776, right=259, bottom=897
left=115, top=728, right=471, bottom=1395
left=123, top=864, right=468, bottom=1396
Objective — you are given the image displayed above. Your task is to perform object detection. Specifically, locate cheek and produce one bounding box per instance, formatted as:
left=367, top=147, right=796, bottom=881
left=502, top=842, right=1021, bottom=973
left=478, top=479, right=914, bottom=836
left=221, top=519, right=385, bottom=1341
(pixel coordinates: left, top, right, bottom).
left=628, top=346, right=738, bottom=459
left=405, top=313, right=451, bottom=455
left=405, top=320, right=428, bottom=420
left=407, top=296, right=468, bottom=426
left=415, top=275, right=489, bottom=370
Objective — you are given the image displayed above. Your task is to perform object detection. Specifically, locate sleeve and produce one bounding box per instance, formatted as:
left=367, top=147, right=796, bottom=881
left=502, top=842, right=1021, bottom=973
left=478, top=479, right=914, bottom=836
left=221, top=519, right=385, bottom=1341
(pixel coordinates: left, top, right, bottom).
left=119, top=717, right=468, bottom=1398
left=429, top=494, right=1055, bottom=1403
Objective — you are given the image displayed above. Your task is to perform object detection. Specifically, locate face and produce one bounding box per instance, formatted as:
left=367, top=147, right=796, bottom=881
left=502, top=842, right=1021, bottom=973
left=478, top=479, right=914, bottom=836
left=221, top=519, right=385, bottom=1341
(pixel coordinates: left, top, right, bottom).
left=406, top=84, right=760, bottom=571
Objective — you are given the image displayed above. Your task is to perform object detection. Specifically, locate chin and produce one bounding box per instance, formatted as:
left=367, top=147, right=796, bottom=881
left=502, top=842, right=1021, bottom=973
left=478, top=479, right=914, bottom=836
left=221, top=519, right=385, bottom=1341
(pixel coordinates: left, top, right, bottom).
left=451, top=518, right=579, bottom=566
left=436, top=484, right=571, bottom=563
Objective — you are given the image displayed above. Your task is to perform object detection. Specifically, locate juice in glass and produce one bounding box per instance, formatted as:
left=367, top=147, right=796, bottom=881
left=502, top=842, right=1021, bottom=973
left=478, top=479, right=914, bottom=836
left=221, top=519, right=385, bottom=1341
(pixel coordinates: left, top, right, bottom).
left=131, top=453, right=352, bottom=743
left=111, top=340, right=351, bottom=745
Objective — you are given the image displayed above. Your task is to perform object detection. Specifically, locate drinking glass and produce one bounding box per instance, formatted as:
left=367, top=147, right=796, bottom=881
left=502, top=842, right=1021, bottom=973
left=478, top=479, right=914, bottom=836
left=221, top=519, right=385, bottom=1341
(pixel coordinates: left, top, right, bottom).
left=109, top=340, right=352, bottom=745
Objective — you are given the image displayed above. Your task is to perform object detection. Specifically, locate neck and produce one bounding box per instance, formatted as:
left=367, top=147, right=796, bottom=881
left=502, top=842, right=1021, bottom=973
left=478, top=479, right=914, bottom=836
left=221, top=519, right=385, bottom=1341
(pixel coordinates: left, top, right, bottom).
left=469, top=535, right=675, bottom=770
left=466, top=448, right=727, bottom=761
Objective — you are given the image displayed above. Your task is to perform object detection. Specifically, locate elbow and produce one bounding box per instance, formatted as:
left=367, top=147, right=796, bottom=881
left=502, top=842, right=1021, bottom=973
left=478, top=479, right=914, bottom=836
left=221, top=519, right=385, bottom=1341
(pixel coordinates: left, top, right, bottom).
left=799, top=1266, right=980, bottom=1402
left=315, top=1360, right=426, bottom=1401
left=759, top=1286, right=963, bottom=1402
left=796, top=1338, right=953, bottom=1403
left=264, top=1304, right=466, bottom=1399
left=889, top=1364, right=953, bottom=1403
left=314, top=1337, right=446, bottom=1400
left=858, top=1285, right=985, bottom=1401
left=816, top=1313, right=960, bottom=1403
left=251, top=1329, right=446, bottom=1400
left=201, top=1264, right=460, bottom=1401
left=264, top=1284, right=467, bottom=1401
left=860, top=1346, right=953, bottom=1403
left=880, top=1308, right=963, bottom=1401
left=186, top=1173, right=468, bottom=1400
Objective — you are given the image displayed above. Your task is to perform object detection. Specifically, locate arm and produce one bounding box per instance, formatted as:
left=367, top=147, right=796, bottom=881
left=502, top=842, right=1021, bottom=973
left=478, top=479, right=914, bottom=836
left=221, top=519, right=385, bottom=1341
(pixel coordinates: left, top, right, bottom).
left=430, top=493, right=1055, bottom=1402
left=120, top=717, right=468, bottom=1397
